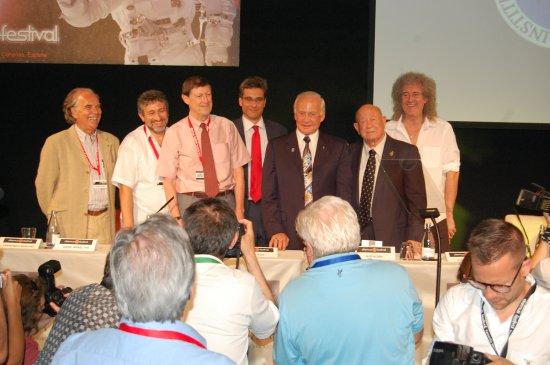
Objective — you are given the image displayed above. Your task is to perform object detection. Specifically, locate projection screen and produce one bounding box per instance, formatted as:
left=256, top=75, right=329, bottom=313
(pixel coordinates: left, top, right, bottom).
left=373, top=0, right=550, bottom=124
left=0, top=0, right=240, bottom=66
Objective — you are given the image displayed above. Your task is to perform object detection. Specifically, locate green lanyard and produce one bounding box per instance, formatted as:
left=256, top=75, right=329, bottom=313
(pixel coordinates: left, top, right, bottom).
left=194, top=256, right=221, bottom=264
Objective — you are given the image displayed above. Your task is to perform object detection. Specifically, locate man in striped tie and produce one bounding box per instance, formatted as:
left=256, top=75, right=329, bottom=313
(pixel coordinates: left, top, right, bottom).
left=262, top=91, right=352, bottom=250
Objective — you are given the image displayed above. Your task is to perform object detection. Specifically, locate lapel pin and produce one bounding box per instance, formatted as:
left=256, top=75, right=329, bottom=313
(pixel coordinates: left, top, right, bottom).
left=291, top=147, right=295, bottom=152
left=389, top=150, right=395, bottom=157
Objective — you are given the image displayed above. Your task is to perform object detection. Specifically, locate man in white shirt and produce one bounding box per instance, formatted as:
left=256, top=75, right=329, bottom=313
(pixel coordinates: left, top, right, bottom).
left=431, top=219, right=550, bottom=365
left=232, top=76, right=287, bottom=246
left=112, top=90, right=170, bottom=228
left=182, top=198, right=279, bottom=365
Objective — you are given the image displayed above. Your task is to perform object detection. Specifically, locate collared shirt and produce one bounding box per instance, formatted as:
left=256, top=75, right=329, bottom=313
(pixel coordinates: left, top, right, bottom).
left=296, top=129, right=319, bottom=165
left=431, top=276, right=550, bottom=364
left=157, top=114, right=250, bottom=193
left=386, top=117, right=460, bottom=221
left=112, top=125, right=167, bottom=224
left=533, top=258, right=550, bottom=288
left=52, top=319, right=234, bottom=365
left=184, top=254, right=279, bottom=365
left=274, top=253, right=423, bottom=365
left=75, top=125, right=108, bottom=211
left=357, top=134, right=387, bottom=203
left=242, top=116, right=268, bottom=200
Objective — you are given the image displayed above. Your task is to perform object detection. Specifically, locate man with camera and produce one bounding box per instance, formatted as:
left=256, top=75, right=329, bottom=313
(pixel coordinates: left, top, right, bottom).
left=182, top=198, right=279, bottom=365
left=52, top=215, right=233, bottom=364
left=431, top=219, right=550, bottom=364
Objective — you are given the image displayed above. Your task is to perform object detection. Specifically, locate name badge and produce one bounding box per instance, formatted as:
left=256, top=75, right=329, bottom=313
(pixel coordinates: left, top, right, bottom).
left=195, top=171, right=204, bottom=180
left=92, top=179, right=107, bottom=186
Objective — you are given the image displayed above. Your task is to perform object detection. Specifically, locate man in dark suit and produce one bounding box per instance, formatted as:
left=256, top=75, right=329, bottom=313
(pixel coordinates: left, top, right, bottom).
left=351, top=104, right=426, bottom=249
left=233, top=76, right=287, bottom=246
left=262, top=91, right=352, bottom=250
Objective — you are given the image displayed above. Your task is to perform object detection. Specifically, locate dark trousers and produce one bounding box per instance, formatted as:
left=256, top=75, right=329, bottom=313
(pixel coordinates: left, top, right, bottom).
left=245, top=200, right=268, bottom=246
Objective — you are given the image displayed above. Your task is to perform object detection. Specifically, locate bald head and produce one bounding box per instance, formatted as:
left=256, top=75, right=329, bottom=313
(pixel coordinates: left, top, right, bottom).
left=354, top=104, right=386, bottom=147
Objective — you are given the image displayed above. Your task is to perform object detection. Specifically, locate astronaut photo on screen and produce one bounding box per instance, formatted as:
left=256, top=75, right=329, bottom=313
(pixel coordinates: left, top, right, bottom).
left=55, top=0, right=237, bottom=66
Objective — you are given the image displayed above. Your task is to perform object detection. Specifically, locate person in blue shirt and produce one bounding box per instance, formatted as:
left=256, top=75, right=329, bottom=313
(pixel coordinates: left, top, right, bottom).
left=52, top=214, right=234, bottom=365
left=274, top=196, right=424, bottom=365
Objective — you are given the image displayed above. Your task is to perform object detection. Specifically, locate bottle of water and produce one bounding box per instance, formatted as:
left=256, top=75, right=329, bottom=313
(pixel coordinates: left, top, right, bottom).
left=46, top=211, right=60, bottom=245
left=422, top=223, right=435, bottom=260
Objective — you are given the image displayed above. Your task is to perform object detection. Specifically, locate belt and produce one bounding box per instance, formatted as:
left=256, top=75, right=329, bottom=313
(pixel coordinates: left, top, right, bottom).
left=181, top=190, right=234, bottom=199
left=87, top=208, right=108, bottom=216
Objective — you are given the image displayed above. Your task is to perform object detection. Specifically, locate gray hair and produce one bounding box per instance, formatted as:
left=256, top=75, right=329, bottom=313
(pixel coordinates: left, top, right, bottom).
left=293, top=91, right=326, bottom=113
left=62, top=87, right=98, bottom=124
left=109, top=214, right=195, bottom=322
left=296, top=196, right=361, bottom=258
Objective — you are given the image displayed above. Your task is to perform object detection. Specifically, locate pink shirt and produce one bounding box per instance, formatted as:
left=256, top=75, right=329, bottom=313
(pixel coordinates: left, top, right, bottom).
left=158, top=114, right=250, bottom=193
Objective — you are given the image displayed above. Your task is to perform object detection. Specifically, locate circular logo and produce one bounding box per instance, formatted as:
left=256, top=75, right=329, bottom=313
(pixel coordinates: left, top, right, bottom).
left=496, top=0, right=550, bottom=48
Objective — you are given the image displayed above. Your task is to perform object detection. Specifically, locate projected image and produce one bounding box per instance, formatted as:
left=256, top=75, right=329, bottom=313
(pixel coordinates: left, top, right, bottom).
left=0, top=0, right=240, bottom=66
left=496, top=0, right=550, bottom=48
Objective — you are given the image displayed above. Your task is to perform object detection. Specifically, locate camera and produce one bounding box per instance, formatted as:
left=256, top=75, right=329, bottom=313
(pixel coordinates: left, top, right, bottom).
left=38, top=260, right=72, bottom=317
left=516, top=184, right=550, bottom=213
left=225, top=223, right=245, bottom=258
left=429, top=341, right=489, bottom=365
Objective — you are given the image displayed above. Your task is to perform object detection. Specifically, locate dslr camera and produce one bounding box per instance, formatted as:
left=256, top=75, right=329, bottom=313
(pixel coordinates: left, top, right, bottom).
left=38, top=260, right=72, bottom=317
left=429, top=341, right=489, bottom=365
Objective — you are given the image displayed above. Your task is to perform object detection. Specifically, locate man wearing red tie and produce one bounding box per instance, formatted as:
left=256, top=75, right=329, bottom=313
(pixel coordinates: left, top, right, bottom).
left=112, top=90, right=170, bottom=228
left=232, top=77, right=287, bottom=246
left=158, top=76, right=249, bottom=223
left=262, top=91, right=352, bottom=250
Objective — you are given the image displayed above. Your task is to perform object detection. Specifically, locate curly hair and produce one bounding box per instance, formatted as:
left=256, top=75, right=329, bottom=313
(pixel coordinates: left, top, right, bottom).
left=391, top=72, right=437, bottom=121
left=13, top=274, right=44, bottom=334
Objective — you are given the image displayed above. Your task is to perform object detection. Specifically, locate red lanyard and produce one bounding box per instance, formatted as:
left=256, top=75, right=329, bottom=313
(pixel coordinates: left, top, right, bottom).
left=118, top=323, right=206, bottom=349
left=187, top=116, right=210, bottom=163
left=143, top=126, right=160, bottom=159
left=77, top=133, right=101, bottom=175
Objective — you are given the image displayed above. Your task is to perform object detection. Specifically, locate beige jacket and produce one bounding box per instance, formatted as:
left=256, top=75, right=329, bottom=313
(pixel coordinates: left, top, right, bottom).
left=35, top=125, right=119, bottom=242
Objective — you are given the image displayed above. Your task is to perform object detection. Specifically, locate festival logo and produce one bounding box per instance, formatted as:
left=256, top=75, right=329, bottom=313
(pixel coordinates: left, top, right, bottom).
left=495, top=0, right=550, bottom=48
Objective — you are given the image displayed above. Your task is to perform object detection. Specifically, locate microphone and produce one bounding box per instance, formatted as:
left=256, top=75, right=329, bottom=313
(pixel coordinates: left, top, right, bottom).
left=155, top=196, right=174, bottom=214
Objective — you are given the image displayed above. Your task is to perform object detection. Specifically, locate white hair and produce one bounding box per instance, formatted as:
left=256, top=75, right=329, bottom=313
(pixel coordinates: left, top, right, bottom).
left=296, top=196, right=361, bottom=258
left=293, top=91, right=326, bottom=113
left=110, top=214, right=195, bottom=322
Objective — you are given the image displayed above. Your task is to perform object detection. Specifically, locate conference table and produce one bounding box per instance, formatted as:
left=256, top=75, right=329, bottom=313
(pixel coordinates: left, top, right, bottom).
left=0, top=245, right=460, bottom=364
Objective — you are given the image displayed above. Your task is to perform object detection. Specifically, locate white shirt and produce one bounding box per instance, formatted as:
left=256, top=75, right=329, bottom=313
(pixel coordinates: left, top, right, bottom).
left=431, top=276, right=550, bottom=364
left=296, top=129, right=319, bottom=165
left=242, top=116, right=268, bottom=200
left=386, top=117, right=460, bottom=221
left=112, top=126, right=167, bottom=224
left=184, top=255, right=280, bottom=365
left=75, top=125, right=108, bottom=211
left=533, top=258, right=550, bottom=288
left=357, top=134, right=386, bottom=201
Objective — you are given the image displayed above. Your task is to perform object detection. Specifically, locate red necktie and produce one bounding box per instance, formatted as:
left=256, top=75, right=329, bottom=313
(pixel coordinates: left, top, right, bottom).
left=200, top=123, right=219, bottom=197
left=250, top=125, right=262, bottom=203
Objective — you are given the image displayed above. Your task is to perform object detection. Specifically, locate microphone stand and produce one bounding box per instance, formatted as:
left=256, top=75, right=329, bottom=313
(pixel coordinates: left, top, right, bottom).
left=420, top=208, right=442, bottom=307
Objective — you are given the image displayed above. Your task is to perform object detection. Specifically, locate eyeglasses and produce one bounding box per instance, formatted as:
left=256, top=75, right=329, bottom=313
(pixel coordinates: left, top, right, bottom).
left=468, top=262, right=523, bottom=294
left=242, top=97, right=265, bottom=103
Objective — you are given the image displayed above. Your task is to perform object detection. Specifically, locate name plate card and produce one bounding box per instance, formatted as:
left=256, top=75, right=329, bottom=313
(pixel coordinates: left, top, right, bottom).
left=356, top=246, right=396, bottom=261
left=53, top=238, right=97, bottom=252
left=255, top=247, right=279, bottom=258
left=445, top=251, right=468, bottom=263
left=0, top=237, right=42, bottom=249
left=360, top=240, right=383, bottom=247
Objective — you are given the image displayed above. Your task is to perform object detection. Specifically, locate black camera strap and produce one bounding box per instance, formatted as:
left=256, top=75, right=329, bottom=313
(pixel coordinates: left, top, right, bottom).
left=480, top=283, right=537, bottom=358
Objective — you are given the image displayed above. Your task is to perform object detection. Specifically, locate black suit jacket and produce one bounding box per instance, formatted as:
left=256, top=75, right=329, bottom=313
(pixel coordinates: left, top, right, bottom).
left=262, top=131, right=352, bottom=249
left=232, top=117, right=288, bottom=198
left=351, top=135, right=426, bottom=248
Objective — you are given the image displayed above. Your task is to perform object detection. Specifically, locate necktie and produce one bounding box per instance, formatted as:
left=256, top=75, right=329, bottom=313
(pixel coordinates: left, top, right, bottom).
left=200, top=123, right=219, bottom=197
left=250, top=125, right=262, bottom=203
left=303, top=136, right=313, bottom=206
left=359, top=149, right=376, bottom=227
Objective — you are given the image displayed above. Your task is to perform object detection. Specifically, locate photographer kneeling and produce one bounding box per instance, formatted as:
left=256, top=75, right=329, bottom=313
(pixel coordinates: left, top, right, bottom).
left=430, top=219, right=550, bottom=364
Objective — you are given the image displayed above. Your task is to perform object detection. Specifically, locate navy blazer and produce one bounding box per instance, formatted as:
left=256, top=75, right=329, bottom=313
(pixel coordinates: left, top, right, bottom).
left=262, top=131, right=352, bottom=249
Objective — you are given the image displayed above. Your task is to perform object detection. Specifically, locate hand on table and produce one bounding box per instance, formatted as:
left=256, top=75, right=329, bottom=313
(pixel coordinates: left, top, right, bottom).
left=269, top=233, right=289, bottom=250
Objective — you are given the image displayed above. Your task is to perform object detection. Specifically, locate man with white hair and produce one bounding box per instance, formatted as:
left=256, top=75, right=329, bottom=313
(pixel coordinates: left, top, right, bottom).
left=52, top=215, right=233, bottom=364
left=274, top=196, right=424, bottom=364
left=262, top=91, right=352, bottom=250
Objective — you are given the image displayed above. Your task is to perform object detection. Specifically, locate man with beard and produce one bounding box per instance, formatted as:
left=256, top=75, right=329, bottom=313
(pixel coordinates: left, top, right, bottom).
left=113, top=90, right=170, bottom=228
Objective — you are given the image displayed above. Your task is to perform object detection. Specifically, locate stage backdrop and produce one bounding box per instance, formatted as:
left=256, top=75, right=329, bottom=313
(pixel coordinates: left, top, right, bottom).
left=0, top=0, right=240, bottom=66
